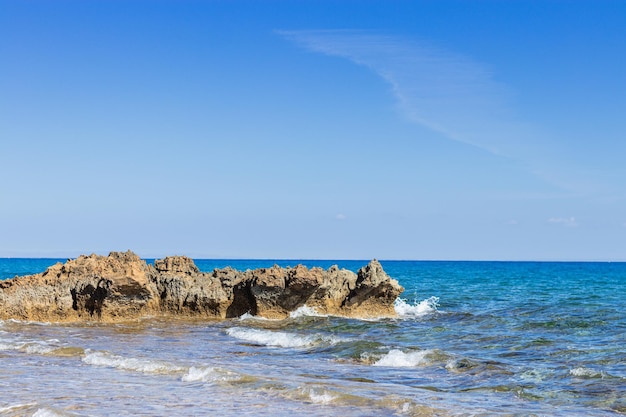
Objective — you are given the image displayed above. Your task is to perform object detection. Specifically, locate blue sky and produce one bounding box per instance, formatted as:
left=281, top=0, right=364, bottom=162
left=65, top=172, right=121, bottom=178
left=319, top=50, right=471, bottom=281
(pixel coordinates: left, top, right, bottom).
left=1, top=0, right=625, bottom=260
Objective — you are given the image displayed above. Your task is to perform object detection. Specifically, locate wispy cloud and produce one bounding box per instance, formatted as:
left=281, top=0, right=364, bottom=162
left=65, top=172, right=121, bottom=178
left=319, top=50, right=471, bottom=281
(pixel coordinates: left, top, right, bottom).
left=278, top=30, right=622, bottom=197
left=278, top=30, right=534, bottom=158
left=335, top=213, right=347, bottom=221
left=548, top=217, right=578, bottom=228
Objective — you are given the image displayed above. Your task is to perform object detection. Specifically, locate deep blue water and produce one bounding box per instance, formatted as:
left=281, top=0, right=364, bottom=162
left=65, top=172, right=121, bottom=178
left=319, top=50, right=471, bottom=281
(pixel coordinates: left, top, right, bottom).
left=1, top=258, right=625, bottom=416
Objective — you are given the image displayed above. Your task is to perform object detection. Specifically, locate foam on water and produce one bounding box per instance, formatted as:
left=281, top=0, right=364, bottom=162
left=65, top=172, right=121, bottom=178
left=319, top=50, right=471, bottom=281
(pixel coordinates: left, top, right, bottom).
left=289, top=305, right=327, bottom=318
left=82, top=350, right=185, bottom=374
left=237, top=312, right=257, bottom=321
left=7, top=319, right=51, bottom=326
left=373, top=349, right=434, bottom=367
left=31, top=408, right=67, bottom=417
left=302, top=388, right=337, bottom=405
left=0, top=403, right=37, bottom=413
left=570, top=367, right=606, bottom=379
left=520, top=367, right=554, bottom=383
left=0, top=404, right=66, bottom=417
left=0, top=336, right=84, bottom=358
left=22, top=342, right=57, bottom=355
left=0, top=336, right=57, bottom=355
left=237, top=306, right=327, bottom=321
left=226, top=327, right=339, bottom=348
left=394, top=296, right=439, bottom=318
left=0, top=342, right=14, bottom=351
left=237, top=312, right=277, bottom=322
left=181, top=366, right=220, bottom=382
left=180, top=365, right=256, bottom=385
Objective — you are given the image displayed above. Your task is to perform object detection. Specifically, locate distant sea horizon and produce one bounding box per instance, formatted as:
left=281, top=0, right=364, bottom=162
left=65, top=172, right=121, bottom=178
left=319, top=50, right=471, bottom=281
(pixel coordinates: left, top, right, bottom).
left=2, top=254, right=626, bottom=262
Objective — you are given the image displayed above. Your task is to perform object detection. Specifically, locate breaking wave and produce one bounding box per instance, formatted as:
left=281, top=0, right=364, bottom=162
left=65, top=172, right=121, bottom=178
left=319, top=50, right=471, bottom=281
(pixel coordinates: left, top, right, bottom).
left=32, top=408, right=68, bottom=417
left=0, top=335, right=70, bottom=356
left=181, top=366, right=255, bottom=385
left=289, top=305, right=327, bottom=318
left=394, top=296, right=439, bottom=318
left=0, top=403, right=37, bottom=413
left=372, top=349, right=436, bottom=367
left=82, top=350, right=185, bottom=374
left=237, top=312, right=275, bottom=321
left=226, top=327, right=339, bottom=348
left=570, top=367, right=606, bottom=379
left=301, top=387, right=338, bottom=405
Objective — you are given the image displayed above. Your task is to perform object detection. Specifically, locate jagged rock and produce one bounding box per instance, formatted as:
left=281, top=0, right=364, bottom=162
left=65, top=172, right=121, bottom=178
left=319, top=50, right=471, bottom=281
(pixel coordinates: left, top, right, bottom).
left=248, top=264, right=327, bottom=319
left=0, top=251, right=404, bottom=322
left=154, top=256, right=199, bottom=275
left=0, top=251, right=157, bottom=321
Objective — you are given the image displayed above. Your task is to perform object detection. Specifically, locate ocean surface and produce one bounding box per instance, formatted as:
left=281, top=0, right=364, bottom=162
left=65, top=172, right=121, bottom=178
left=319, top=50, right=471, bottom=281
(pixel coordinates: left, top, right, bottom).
left=1, top=259, right=625, bottom=417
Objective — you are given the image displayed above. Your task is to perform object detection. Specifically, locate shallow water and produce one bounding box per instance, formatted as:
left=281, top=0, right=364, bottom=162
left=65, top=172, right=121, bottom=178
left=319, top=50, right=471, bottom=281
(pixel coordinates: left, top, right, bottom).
left=1, top=260, right=625, bottom=416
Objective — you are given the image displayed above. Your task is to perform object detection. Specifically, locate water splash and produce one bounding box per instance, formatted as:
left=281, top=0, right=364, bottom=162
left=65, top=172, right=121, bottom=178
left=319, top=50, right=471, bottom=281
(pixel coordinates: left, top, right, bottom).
left=394, top=296, right=439, bottom=318
left=373, top=349, right=434, bottom=367
left=289, top=305, right=327, bottom=319
left=32, top=408, right=68, bottom=417
left=302, top=388, right=338, bottom=405
left=82, top=350, right=185, bottom=374
left=226, top=327, right=339, bottom=349
left=570, top=367, right=606, bottom=379
left=181, top=366, right=252, bottom=384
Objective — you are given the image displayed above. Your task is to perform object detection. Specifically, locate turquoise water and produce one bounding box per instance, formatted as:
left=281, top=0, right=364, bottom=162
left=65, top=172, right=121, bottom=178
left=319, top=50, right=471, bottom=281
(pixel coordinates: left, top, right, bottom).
left=1, top=259, right=625, bottom=416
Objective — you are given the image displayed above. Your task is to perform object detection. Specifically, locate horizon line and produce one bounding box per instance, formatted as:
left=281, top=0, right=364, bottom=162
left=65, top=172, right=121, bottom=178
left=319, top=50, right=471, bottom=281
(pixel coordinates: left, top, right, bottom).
left=1, top=254, right=625, bottom=263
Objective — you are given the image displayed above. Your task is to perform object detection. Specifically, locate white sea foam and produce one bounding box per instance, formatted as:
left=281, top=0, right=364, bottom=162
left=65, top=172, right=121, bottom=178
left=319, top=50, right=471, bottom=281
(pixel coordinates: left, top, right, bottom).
left=570, top=367, right=605, bottom=379
left=237, top=312, right=259, bottom=321
left=31, top=408, right=66, bottom=417
left=0, top=338, right=56, bottom=355
left=394, top=296, right=439, bottom=318
left=181, top=366, right=246, bottom=384
left=237, top=312, right=282, bottom=322
left=226, top=327, right=338, bottom=348
left=237, top=307, right=326, bottom=321
left=7, top=319, right=51, bottom=326
left=520, top=368, right=552, bottom=382
left=181, top=366, right=219, bottom=382
left=373, top=349, right=433, bottom=367
left=289, top=305, right=327, bottom=318
left=82, top=350, right=185, bottom=374
left=22, top=342, right=56, bottom=355
left=304, top=388, right=337, bottom=405
left=0, top=403, right=36, bottom=413
left=0, top=342, right=15, bottom=351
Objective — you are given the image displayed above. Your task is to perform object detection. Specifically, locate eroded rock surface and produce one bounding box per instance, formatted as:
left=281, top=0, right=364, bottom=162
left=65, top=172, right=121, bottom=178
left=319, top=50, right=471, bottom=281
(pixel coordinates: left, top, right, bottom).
left=0, top=251, right=403, bottom=322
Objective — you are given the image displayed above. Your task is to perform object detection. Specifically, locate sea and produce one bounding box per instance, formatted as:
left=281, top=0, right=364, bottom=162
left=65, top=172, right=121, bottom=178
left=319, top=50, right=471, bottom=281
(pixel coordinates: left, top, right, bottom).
left=1, top=259, right=625, bottom=417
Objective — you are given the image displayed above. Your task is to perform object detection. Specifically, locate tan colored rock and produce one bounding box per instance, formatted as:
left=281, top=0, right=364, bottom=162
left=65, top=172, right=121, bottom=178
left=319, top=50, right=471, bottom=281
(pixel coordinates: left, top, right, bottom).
left=0, top=251, right=404, bottom=322
left=152, top=265, right=232, bottom=319
left=248, top=264, right=328, bottom=319
left=0, top=250, right=157, bottom=322
left=342, top=260, right=403, bottom=318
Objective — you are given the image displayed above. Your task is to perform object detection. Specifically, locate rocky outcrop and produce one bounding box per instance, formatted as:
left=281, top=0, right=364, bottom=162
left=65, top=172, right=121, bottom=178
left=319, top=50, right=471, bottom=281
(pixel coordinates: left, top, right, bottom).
left=0, top=251, right=404, bottom=322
